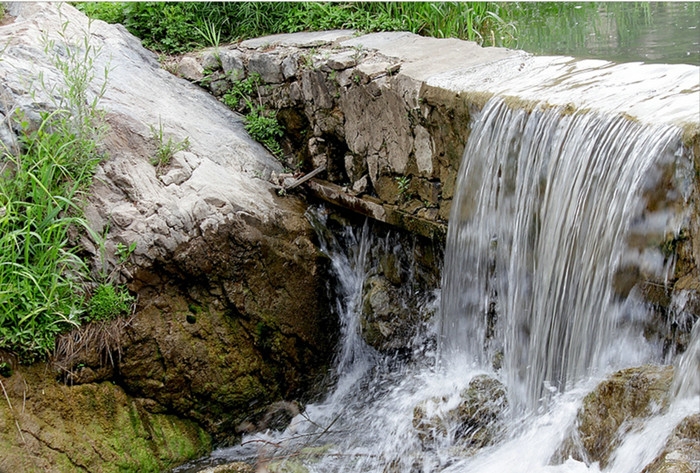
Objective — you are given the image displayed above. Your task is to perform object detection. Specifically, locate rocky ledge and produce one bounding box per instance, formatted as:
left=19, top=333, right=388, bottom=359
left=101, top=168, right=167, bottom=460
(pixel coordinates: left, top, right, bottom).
left=0, top=3, right=336, bottom=469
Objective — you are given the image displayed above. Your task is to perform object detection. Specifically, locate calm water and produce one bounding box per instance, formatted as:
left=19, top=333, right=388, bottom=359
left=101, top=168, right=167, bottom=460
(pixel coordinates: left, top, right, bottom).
left=510, top=2, right=700, bottom=66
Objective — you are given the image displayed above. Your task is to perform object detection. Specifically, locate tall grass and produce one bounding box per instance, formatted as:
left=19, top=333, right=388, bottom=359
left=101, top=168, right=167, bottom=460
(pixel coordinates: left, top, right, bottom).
left=75, top=2, right=517, bottom=54
left=0, top=16, right=125, bottom=363
left=0, top=116, right=93, bottom=362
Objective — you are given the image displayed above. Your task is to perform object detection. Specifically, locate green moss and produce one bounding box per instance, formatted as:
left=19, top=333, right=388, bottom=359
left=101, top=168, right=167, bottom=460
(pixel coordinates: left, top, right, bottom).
left=0, top=372, right=211, bottom=473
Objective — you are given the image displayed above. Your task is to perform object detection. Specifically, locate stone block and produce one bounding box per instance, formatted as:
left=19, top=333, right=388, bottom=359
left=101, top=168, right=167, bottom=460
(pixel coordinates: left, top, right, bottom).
left=220, top=49, right=245, bottom=78
left=374, top=175, right=400, bottom=204
left=302, top=70, right=333, bottom=109
left=248, top=52, right=283, bottom=83
left=201, top=50, right=220, bottom=71
left=282, top=53, right=298, bottom=79
left=414, top=124, right=435, bottom=177
left=177, top=56, right=204, bottom=82
left=326, top=50, right=357, bottom=70
left=411, top=178, right=441, bottom=205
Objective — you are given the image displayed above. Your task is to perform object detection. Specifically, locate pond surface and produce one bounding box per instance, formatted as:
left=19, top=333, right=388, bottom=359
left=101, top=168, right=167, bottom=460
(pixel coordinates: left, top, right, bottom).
left=509, top=2, right=699, bottom=66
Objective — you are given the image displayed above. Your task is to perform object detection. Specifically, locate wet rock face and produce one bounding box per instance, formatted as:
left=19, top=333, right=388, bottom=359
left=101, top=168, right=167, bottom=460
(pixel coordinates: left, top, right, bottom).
left=412, top=375, right=508, bottom=451
left=556, top=365, right=675, bottom=468
left=0, top=364, right=210, bottom=473
left=361, top=275, right=419, bottom=352
left=355, top=221, right=442, bottom=354
left=642, top=413, right=700, bottom=473
left=115, top=206, right=337, bottom=443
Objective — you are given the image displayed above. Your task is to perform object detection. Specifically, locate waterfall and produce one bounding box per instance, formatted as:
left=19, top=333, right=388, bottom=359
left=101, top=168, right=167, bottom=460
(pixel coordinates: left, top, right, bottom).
left=179, top=98, right=696, bottom=473
left=439, top=97, right=690, bottom=412
left=307, top=207, right=377, bottom=401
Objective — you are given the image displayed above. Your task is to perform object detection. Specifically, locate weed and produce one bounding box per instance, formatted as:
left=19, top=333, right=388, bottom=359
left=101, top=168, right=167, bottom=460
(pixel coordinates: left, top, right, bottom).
left=221, top=73, right=285, bottom=159
left=194, top=18, right=223, bottom=53
left=149, top=118, right=190, bottom=169
left=77, top=3, right=519, bottom=54
left=0, top=15, right=110, bottom=363
left=222, top=72, right=262, bottom=112
left=115, top=241, right=137, bottom=265
left=395, top=175, right=412, bottom=201
left=244, top=105, right=284, bottom=158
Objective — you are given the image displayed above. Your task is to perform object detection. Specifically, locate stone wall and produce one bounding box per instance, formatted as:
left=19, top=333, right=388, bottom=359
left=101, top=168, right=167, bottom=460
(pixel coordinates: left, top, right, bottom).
left=171, top=31, right=700, bottom=356
left=171, top=31, right=699, bottom=246
left=169, top=31, right=487, bottom=240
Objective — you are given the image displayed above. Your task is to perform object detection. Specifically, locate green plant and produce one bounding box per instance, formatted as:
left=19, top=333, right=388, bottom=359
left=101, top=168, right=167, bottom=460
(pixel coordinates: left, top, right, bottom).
left=244, top=105, right=284, bottom=158
left=194, top=18, right=223, bottom=52
left=149, top=119, right=190, bottom=169
left=0, top=15, right=111, bottom=363
left=76, top=2, right=519, bottom=54
left=222, top=72, right=262, bottom=111
left=86, top=282, right=134, bottom=322
left=395, top=175, right=412, bottom=201
left=116, top=241, right=137, bottom=265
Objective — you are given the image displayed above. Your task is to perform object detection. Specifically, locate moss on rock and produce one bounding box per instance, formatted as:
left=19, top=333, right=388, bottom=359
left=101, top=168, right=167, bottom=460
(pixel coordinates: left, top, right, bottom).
left=0, top=364, right=210, bottom=473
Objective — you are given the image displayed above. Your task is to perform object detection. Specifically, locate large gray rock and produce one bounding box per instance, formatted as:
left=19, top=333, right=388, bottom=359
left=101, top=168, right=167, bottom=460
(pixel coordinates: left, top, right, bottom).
left=0, top=0, right=337, bottom=455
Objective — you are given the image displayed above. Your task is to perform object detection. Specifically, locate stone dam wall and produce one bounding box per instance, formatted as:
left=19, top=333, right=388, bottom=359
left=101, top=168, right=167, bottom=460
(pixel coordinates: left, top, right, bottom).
left=172, top=30, right=700, bottom=242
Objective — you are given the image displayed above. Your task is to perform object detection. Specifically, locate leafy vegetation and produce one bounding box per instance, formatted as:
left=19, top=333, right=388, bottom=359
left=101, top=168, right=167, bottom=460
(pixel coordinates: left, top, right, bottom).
left=0, top=19, right=133, bottom=363
left=244, top=106, right=285, bottom=158
left=86, top=283, right=134, bottom=322
left=75, top=2, right=517, bottom=54
left=222, top=72, right=285, bottom=159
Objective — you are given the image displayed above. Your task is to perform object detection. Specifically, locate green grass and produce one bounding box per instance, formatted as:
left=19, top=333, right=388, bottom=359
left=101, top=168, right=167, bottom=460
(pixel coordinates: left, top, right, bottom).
left=0, top=16, right=133, bottom=363
left=0, top=114, right=94, bottom=362
left=75, top=2, right=518, bottom=54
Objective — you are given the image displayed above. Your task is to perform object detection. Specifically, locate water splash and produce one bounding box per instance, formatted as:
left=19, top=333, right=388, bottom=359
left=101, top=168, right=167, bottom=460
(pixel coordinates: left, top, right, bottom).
left=672, top=318, right=700, bottom=400
left=439, top=97, right=687, bottom=412
left=307, top=207, right=377, bottom=402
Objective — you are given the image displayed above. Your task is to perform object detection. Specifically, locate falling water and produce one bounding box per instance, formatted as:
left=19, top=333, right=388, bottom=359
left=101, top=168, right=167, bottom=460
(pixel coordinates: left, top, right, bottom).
left=180, top=98, right=697, bottom=473
left=307, top=208, right=377, bottom=401
left=439, top=97, right=690, bottom=412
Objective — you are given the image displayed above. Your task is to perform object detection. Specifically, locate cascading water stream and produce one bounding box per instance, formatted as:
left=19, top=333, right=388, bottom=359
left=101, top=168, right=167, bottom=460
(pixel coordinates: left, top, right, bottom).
left=307, top=209, right=377, bottom=404
left=180, top=97, right=697, bottom=473
left=439, top=97, right=691, bottom=413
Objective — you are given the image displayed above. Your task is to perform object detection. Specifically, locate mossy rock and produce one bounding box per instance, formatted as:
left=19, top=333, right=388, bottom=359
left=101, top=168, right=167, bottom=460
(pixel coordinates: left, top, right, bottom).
left=556, top=365, right=674, bottom=468
left=642, top=413, right=700, bottom=473
left=412, top=375, right=508, bottom=450
left=0, top=364, right=211, bottom=473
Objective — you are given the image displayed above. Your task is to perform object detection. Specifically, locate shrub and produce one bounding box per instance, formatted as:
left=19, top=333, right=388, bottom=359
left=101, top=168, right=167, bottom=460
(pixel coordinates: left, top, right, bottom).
left=75, top=2, right=518, bottom=54
left=244, top=105, right=284, bottom=158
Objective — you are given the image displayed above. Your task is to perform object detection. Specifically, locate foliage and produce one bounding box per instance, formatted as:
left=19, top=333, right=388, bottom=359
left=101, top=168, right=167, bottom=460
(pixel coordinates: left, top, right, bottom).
left=395, top=175, right=412, bottom=201
left=222, top=72, right=285, bottom=159
left=86, top=282, right=134, bottom=322
left=244, top=105, right=285, bottom=158
left=222, top=72, right=262, bottom=111
left=75, top=2, right=519, bottom=54
left=116, top=241, right=137, bottom=265
left=0, top=114, right=93, bottom=362
left=0, top=14, right=132, bottom=363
